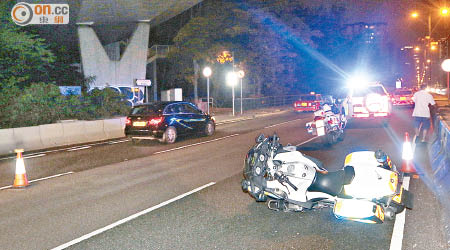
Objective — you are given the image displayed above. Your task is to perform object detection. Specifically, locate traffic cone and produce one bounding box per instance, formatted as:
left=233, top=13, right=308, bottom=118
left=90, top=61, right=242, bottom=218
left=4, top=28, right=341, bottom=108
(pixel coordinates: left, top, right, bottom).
left=401, top=132, right=416, bottom=174
left=13, top=149, right=28, bottom=188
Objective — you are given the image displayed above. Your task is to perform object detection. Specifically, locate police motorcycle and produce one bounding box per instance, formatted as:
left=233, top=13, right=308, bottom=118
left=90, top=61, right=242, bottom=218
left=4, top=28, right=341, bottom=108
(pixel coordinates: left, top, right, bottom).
left=305, top=103, right=346, bottom=146
left=241, top=134, right=413, bottom=224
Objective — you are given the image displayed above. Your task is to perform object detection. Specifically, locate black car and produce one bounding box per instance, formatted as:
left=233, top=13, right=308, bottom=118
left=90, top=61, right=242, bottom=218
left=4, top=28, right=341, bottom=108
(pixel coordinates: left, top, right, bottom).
left=125, top=101, right=215, bottom=144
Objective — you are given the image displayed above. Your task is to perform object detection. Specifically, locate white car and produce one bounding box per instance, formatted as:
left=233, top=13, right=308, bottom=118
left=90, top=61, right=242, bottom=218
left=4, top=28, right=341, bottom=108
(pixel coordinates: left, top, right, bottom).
left=343, top=82, right=392, bottom=121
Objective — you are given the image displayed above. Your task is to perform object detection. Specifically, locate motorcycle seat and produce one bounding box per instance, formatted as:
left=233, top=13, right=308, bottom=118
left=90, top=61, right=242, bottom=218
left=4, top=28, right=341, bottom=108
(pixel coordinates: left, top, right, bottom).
left=307, top=166, right=355, bottom=196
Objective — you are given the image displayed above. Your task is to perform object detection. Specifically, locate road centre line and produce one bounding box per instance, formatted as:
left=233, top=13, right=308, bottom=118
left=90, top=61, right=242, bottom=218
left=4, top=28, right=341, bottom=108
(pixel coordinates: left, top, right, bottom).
left=0, top=171, right=74, bottom=190
left=264, top=118, right=306, bottom=129
left=51, top=182, right=216, bottom=250
left=295, top=136, right=318, bottom=146
left=153, top=134, right=240, bottom=155
left=108, top=139, right=130, bottom=144
left=24, top=153, right=46, bottom=159
left=216, top=117, right=254, bottom=125
left=389, top=176, right=410, bottom=250
left=66, top=146, right=91, bottom=152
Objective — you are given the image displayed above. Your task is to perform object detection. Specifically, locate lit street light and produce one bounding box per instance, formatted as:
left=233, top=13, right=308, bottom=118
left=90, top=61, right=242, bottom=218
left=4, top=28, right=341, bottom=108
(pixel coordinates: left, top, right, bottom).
left=237, top=70, right=245, bottom=115
left=202, top=66, right=212, bottom=114
left=441, top=7, right=449, bottom=16
left=226, top=71, right=238, bottom=116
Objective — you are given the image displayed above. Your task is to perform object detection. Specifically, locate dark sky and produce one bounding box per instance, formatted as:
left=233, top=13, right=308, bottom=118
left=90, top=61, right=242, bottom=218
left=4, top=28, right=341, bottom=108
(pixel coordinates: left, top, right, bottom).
left=305, top=0, right=450, bottom=45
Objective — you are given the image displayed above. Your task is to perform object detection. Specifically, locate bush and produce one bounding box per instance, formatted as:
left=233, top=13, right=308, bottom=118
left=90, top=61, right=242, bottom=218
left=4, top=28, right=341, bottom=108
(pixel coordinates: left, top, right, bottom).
left=0, top=82, right=130, bottom=128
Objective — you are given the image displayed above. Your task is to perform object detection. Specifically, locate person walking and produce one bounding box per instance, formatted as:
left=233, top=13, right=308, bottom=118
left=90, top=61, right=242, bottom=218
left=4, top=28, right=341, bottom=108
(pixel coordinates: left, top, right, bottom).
left=412, top=85, right=436, bottom=143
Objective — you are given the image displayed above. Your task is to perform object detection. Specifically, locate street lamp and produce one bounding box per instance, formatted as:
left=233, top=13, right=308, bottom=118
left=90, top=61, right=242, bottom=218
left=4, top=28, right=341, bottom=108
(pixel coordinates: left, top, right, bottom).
left=237, top=70, right=245, bottom=114
left=441, top=7, right=449, bottom=16
left=202, top=66, right=212, bottom=114
left=226, top=71, right=238, bottom=116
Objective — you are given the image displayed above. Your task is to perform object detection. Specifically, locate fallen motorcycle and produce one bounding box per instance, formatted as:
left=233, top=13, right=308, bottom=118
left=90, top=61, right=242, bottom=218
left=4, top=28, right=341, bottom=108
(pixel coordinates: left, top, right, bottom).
left=241, top=133, right=413, bottom=224
left=306, top=104, right=346, bottom=146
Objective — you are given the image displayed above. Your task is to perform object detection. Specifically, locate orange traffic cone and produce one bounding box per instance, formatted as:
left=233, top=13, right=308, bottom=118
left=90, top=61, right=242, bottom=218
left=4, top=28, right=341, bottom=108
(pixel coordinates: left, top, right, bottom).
left=401, top=132, right=416, bottom=174
left=13, top=149, right=28, bottom=188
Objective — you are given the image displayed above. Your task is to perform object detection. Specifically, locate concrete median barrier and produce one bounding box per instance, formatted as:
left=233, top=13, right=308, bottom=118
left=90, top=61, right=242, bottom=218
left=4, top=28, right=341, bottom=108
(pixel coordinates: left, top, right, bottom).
left=13, top=126, right=43, bottom=151
left=0, top=128, right=15, bottom=155
left=62, top=121, right=90, bottom=145
left=84, top=120, right=108, bottom=142
left=103, top=118, right=125, bottom=139
left=39, top=123, right=65, bottom=148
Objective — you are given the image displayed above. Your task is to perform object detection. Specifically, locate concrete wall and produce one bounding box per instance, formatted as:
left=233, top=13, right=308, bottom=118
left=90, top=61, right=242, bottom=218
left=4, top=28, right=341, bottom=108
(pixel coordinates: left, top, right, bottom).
left=78, top=22, right=150, bottom=89
left=0, top=118, right=126, bottom=156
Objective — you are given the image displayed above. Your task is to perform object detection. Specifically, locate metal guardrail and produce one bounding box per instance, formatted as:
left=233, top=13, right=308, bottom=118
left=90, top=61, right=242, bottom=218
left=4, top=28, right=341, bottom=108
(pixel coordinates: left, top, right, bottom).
left=429, top=113, right=450, bottom=195
left=212, top=95, right=303, bottom=110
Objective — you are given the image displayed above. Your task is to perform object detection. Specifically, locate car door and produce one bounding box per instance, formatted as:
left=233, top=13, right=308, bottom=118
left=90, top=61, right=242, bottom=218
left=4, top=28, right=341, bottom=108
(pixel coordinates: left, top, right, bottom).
left=181, top=103, right=206, bottom=133
left=166, top=103, right=190, bottom=135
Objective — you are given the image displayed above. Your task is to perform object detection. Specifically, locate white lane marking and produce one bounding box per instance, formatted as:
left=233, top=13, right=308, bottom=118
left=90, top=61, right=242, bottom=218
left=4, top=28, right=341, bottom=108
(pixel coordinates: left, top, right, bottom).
left=389, top=176, right=410, bottom=250
left=264, top=118, right=306, bottom=129
left=295, top=136, right=319, bottom=146
left=216, top=117, right=254, bottom=125
left=108, top=139, right=130, bottom=145
left=23, top=153, right=46, bottom=159
left=66, top=146, right=91, bottom=152
left=51, top=182, right=216, bottom=250
left=153, top=134, right=240, bottom=155
left=0, top=171, right=74, bottom=190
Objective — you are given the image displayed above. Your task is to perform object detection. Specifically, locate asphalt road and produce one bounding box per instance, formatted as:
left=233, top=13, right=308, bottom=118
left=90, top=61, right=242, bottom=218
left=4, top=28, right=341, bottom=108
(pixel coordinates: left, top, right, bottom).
left=0, top=108, right=447, bottom=250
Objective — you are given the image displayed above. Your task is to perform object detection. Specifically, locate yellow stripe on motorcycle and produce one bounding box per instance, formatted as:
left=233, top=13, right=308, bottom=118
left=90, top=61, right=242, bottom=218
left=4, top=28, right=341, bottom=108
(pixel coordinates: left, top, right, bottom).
left=344, top=153, right=353, bottom=166
left=393, top=187, right=403, bottom=204
left=389, top=172, right=398, bottom=192
left=375, top=205, right=385, bottom=222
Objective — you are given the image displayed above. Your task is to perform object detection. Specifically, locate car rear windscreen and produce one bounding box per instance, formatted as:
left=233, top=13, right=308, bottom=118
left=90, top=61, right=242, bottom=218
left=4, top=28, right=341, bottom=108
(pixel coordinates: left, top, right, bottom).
left=352, top=86, right=386, bottom=97
left=395, top=90, right=412, bottom=95
left=130, top=104, right=162, bottom=115
left=300, top=96, right=316, bottom=101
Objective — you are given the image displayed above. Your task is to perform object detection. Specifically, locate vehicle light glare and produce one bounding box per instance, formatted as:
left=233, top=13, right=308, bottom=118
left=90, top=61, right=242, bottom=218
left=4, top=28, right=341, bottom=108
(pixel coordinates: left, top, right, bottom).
left=402, top=140, right=413, bottom=160
left=347, top=73, right=370, bottom=89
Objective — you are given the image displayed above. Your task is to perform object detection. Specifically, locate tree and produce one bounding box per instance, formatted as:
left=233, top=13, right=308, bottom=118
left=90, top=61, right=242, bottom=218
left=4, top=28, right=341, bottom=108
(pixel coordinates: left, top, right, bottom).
left=0, top=0, right=55, bottom=89
left=168, top=0, right=321, bottom=101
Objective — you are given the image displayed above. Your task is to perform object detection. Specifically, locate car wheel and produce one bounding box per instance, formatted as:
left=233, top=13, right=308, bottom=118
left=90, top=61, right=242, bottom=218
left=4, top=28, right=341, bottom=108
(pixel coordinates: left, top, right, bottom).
left=204, top=121, right=215, bottom=136
left=162, top=126, right=177, bottom=144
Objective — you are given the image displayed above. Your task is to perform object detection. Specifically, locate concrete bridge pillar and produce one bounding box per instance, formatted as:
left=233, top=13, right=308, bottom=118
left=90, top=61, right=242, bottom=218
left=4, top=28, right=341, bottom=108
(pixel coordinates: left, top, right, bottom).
left=77, top=22, right=150, bottom=89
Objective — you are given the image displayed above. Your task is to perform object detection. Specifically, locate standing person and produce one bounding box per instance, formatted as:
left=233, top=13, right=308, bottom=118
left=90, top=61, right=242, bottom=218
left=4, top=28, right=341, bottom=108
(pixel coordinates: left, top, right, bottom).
left=412, top=85, right=436, bottom=143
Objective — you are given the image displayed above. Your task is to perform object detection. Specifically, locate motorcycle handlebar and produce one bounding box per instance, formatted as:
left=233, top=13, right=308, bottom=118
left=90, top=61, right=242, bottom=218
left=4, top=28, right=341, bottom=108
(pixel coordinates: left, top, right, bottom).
left=274, top=172, right=298, bottom=191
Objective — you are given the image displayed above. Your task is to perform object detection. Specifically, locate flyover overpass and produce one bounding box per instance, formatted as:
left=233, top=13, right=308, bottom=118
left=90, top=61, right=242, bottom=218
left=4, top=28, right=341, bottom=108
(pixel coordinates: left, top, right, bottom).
left=21, top=0, right=203, bottom=102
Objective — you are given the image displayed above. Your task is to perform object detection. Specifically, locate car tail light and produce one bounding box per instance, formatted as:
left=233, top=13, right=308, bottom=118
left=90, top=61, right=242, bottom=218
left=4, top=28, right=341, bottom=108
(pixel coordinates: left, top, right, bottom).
left=149, top=117, right=164, bottom=125
left=125, top=117, right=131, bottom=125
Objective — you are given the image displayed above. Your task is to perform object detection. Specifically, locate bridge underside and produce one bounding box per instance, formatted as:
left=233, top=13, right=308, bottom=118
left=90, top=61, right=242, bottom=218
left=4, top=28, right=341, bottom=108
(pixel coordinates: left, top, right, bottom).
left=21, top=0, right=202, bottom=102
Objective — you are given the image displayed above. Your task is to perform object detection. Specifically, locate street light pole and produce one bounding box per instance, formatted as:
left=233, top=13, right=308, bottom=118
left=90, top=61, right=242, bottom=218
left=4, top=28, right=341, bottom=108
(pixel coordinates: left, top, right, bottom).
left=237, top=70, right=245, bottom=115
left=240, top=78, right=243, bottom=114
left=226, top=72, right=238, bottom=116
left=207, top=76, right=210, bottom=114
left=202, top=67, right=212, bottom=115
left=232, top=84, right=235, bottom=116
